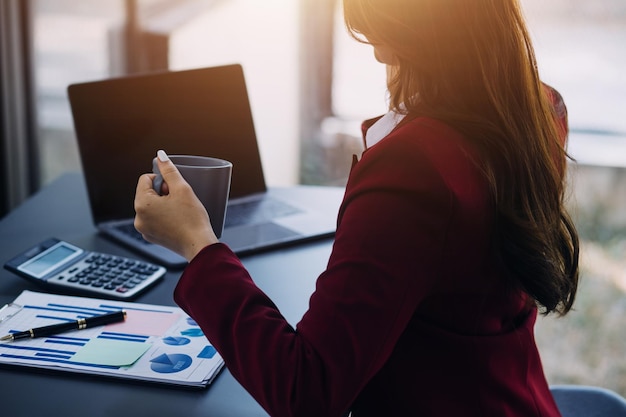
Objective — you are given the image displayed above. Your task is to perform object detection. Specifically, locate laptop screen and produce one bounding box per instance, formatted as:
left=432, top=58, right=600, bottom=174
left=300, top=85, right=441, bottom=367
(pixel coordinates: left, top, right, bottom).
left=68, top=64, right=266, bottom=224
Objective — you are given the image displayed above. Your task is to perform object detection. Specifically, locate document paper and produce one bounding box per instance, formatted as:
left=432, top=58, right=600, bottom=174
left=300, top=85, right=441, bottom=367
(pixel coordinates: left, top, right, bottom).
left=0, top=290, right=224, bottom=388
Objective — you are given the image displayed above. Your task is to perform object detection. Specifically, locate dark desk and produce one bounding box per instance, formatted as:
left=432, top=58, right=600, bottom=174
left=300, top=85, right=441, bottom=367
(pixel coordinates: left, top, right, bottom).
left=0, top=173, right=336, bottom=417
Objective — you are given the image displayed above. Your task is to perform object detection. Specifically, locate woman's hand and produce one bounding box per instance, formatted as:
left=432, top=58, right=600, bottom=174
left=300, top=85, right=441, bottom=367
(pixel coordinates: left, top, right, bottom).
left=134, top=150, right=219, bottom=262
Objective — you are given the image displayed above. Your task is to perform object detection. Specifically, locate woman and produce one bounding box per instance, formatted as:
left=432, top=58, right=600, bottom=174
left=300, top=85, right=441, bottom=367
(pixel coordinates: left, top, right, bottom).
left=134, top=0, right=579, bottom=415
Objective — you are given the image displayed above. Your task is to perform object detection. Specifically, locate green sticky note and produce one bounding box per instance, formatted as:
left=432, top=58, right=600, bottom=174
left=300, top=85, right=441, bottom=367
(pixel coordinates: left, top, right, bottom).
left=71, top=338, right=152, bottom=367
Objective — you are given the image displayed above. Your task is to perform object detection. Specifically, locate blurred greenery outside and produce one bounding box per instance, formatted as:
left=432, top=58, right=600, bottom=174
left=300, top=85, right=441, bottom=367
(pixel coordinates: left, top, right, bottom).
left=534, top=164, right=626, bottom=396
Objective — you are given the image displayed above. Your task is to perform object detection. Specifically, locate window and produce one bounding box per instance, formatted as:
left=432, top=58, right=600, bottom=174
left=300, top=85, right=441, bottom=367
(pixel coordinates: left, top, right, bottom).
left=33, top=0, right=124, bottom=185
left=328, top=0, right=626, bottom=164
left=32, top=0, right=300, bottom=188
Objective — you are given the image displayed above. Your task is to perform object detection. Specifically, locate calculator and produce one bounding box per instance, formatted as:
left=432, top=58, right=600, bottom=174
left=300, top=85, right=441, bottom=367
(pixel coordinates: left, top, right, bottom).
left=4, top=238, right=166, bottom=299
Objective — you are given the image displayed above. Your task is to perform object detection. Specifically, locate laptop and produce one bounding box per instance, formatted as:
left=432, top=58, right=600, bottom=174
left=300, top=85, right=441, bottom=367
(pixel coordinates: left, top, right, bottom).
left=67, top=64, right=343, bottom=268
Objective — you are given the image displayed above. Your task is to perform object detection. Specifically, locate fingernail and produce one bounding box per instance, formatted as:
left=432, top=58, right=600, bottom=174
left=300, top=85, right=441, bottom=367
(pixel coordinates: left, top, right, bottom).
left=157, top=150, right=170, bottom=162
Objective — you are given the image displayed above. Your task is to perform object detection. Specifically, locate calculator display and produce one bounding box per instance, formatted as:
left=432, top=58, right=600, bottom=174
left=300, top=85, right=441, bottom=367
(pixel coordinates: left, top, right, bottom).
left=18, top=242, right=83, bottom=278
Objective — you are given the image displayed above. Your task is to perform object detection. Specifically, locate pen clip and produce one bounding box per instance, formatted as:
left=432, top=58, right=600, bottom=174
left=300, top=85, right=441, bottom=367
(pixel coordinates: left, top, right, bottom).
left=0, top=303, right=23, bottom=324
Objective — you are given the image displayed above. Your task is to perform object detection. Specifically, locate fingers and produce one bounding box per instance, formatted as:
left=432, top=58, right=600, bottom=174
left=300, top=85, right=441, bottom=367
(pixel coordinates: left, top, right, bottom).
left=155, top=150, right=186, bottom=190
left=135, top=173, right=157, bottom=198
left=134, top=173, right=157, bottom=216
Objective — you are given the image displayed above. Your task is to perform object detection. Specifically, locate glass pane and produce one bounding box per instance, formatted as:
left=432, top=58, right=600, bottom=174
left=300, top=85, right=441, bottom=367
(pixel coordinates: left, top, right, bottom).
left=523, top=1, right=626, bottom=397
left=331, top=0, right=626, bottom=137
left=33, top=0, right=124, bottom=185
left=524, top=0, right=626, bottom=134
left=32, top=0, right=300, bottom=187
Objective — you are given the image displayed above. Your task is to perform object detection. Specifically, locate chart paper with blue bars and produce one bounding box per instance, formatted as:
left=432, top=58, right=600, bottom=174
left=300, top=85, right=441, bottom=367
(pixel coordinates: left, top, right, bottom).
left=0, top=290, right=223, bottom=388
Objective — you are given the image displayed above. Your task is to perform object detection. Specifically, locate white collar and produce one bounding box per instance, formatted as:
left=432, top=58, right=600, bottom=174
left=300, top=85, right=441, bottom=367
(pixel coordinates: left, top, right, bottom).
left=365, top=110, right=406, bottom=149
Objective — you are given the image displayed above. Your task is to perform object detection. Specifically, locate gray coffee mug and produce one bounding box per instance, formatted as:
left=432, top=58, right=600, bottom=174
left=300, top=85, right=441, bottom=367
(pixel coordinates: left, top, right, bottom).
left=152, top=155, right=232, bottom=238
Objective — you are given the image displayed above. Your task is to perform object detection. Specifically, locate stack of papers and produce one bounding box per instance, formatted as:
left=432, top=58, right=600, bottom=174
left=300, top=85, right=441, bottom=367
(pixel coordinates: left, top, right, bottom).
left=0, top=290, right=224, bottom=388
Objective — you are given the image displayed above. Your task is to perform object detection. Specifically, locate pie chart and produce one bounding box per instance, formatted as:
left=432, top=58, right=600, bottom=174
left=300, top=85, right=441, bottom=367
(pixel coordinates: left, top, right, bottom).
left=162, top=336, right=191, bottom=346
left=181, top=328, right=204, bottom=337
left=150, top=353, right=192, bottom=373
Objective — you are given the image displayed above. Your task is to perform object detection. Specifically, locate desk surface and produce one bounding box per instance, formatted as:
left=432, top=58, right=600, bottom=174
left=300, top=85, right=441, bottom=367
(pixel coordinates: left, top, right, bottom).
left=0, top=173, right=336, bottom=417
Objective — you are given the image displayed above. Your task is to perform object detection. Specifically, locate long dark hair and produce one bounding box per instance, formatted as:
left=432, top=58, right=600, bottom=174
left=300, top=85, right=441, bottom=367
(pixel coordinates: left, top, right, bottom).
left=344, top=0, right=579, bottom=315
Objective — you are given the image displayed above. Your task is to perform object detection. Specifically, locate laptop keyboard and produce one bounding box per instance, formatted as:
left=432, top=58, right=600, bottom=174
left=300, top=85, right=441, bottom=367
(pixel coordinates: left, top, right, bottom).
left=114, top=198, right=302, bottom=242
left=225, top=198, right=301, bottom=228
left=116, top=224, right=151, bottom=244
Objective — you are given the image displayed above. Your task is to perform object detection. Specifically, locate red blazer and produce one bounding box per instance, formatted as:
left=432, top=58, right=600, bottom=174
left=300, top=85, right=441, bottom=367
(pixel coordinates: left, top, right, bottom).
left=175, top=113, right=564, bottom=416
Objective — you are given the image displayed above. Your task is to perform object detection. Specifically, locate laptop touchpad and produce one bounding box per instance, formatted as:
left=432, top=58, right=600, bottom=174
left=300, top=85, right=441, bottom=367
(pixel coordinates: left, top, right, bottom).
left=221, top=223, right=301, bottom=250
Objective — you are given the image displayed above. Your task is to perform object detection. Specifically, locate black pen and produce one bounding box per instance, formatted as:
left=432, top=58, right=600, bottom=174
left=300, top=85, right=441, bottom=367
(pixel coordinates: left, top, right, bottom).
left=0, top=310, right=126, bottom=342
